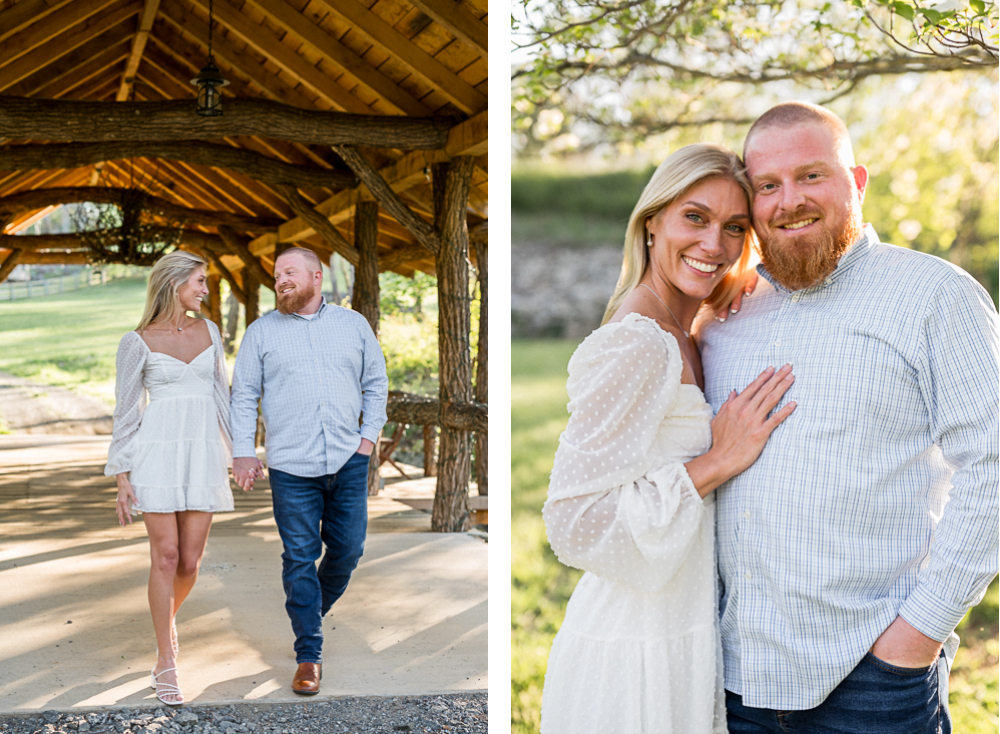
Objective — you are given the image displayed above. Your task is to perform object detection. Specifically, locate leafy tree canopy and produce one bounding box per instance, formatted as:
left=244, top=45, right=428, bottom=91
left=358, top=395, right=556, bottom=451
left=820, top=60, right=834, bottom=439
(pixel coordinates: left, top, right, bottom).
left=512, top=0, right=998, bottom=154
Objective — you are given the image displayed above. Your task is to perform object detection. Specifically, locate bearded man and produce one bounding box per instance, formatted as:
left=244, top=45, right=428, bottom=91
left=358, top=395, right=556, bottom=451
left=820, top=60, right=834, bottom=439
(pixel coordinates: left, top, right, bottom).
left=699, top=102, right=998, bottom=733
left=230, top=246, right=387, bottom=695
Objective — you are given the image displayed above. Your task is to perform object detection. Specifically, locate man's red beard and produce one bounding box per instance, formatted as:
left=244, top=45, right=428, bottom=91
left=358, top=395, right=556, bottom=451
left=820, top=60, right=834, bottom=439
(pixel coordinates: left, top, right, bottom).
left=759, top=209, right=863, bottom=292
left=276, top=281, right=318, bottom=314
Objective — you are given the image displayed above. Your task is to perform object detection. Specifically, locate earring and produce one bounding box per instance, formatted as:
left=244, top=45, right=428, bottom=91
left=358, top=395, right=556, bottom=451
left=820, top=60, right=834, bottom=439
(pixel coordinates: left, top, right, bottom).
left=646, top=230, right=652, bottom=247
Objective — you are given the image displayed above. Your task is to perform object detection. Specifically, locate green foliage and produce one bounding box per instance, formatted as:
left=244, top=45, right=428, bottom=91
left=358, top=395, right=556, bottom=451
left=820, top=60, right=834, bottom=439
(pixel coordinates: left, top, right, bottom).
left=512, top=339, right=1000, bottom=734
left=379, top=271, right=437, bottom=320
left=380, top=314, right=439, bottom=396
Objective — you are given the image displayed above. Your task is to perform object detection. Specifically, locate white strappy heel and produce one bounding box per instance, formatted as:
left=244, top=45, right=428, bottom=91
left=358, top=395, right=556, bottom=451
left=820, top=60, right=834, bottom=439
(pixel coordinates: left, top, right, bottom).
left=150, top=666, right=184, bottom=706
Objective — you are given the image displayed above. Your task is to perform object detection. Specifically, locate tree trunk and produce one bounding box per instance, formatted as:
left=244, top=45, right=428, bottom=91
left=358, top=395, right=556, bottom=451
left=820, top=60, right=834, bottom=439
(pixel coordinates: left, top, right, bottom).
left=431, top=158, right=475, bottom=532
left=473, top=239, right=487, bottom=497
left=353, top=201, right=382, bottom=496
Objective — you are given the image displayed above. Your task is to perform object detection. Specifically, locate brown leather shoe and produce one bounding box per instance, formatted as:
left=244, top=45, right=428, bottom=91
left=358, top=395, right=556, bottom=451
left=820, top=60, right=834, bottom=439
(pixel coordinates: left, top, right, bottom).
left=292, top=663, right=322, bottom=695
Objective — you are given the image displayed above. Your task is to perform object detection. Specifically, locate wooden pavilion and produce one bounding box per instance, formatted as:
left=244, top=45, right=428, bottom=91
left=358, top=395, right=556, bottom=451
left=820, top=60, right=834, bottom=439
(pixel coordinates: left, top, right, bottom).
left=0, top=0, right=488, bottom=531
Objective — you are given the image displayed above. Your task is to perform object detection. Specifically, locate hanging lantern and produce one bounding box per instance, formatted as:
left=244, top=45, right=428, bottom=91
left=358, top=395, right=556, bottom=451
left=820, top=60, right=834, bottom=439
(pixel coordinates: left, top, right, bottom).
left=192, top=58, right=229, bottom=116
left=191, top=0, right=228, bottom=116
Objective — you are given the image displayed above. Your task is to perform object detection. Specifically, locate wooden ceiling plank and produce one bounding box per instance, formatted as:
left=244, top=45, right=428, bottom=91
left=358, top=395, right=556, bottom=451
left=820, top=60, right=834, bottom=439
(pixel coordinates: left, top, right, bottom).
left=0, top=0, right=121, bottom=69
left=186, top=0, right=373, bottom=115
left=405, top=0, right=486, bottom=61
left=310, top=0, right=485, bottom=114
left=155, top=2, right=329, bottom=112
left=0, top=0, right=78, bottom=45
left=117, top=0, right=162, bottom=101
left=6, top=36, right=132, bottom=99
left=0, top=0, right=140, bottom=92
left=135, top=157, right=251, bottom=215
left=243, top=0, right=431, bottom=117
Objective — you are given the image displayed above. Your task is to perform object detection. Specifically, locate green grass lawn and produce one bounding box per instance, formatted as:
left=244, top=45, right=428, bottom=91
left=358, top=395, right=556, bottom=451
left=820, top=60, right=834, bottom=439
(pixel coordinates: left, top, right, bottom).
left=511, top=339, right=999, bottom=734
left=0, top=277, right=151, bottom=405
left=0, top=276, right=440, bottom=416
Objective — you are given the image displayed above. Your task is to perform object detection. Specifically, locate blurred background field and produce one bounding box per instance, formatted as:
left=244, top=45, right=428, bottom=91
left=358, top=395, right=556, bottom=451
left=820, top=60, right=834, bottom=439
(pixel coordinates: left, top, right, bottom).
left=511, top=340, right=999, bottom=734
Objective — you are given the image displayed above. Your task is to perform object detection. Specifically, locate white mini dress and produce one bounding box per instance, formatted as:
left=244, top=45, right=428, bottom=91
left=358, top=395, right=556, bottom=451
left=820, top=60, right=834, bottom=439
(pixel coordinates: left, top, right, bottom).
left=105, top=321, right=234, bottom=514
left=541, top=313, right=727, bottom=734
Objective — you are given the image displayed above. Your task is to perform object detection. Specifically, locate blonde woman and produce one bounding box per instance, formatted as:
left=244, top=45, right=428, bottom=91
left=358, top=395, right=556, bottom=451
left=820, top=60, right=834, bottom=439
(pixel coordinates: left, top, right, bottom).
left=541, top=144, right=797, bottom=733
left=105, top=251, right=234, bottom=706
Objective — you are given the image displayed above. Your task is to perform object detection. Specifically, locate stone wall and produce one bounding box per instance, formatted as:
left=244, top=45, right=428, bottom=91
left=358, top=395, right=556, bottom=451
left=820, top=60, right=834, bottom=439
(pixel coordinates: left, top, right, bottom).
left=512, top=243, right=622, bottom=339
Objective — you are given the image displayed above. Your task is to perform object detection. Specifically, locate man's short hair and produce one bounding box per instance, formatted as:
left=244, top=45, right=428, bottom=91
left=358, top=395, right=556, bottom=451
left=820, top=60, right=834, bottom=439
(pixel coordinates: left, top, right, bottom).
left=744, top=102, right=856, bottom=167
left=275, top=246, right=323, bottom=273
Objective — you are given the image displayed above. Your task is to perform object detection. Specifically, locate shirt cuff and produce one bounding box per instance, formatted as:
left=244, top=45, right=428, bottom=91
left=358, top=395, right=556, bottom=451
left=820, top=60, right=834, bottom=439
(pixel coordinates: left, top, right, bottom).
left=897, top=584, right=968, bottom=643
left=360, top=426, right=381, bottom=445
left=232, top=440, right=258, bottom=459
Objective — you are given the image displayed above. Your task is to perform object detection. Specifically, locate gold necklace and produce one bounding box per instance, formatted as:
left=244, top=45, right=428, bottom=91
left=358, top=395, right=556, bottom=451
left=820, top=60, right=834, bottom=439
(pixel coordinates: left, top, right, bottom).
left=638, top=284, right=689, bottom=338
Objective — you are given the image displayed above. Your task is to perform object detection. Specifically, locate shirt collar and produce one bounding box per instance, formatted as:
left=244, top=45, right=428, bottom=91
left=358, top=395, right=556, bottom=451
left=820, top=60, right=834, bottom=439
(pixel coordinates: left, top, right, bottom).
left=290, top=300, right=329, bottom=319
left=757, top=223, right=877, bottom=294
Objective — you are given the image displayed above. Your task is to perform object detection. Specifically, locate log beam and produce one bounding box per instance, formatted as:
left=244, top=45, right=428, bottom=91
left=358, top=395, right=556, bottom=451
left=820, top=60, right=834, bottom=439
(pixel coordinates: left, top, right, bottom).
left=218, top=225, right=276, bottom=291
left=406, top=0, right=487, bottom=62
left=116, top=0, right=160, bottom=101
left=0, top=229, right=230, bottom=253
left=333, top=145, right=440, bottom=255
left=204, top=249, right=247, bottom=304
left=0, top=187, right=282, bottom=233
left=0, top=142, right=358, bottom=190
left=0, top=97, right=455, bottom=149
left=386, top=394, right=487, bottom=435
left=276, top=184, right=359, bottom=266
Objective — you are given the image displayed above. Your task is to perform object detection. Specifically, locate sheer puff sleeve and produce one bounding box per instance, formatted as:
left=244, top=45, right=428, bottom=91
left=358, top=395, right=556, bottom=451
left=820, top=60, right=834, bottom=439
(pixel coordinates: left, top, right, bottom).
left=105, top=331, right=148, bottom=476
left=542, top=315, right=707, bottom=592
left=206, top=319, right=233, bottom=466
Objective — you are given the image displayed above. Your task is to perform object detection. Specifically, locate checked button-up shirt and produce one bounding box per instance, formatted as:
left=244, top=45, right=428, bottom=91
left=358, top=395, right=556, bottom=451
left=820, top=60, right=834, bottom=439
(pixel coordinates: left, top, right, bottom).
left=231, top=301, right=388, bottom=478
left=699, top=225, right=999, bottom=710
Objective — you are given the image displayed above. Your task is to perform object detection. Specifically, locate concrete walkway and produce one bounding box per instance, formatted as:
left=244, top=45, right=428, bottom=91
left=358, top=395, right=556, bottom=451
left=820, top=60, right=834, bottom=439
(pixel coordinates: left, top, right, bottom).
left=0, top=435, right=486, bottom=713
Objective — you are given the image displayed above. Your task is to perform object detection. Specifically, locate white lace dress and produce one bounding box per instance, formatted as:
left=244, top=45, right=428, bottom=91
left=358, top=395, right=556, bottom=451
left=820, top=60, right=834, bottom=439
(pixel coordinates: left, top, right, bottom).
left=105, top=321, right=234, bottom=514
left=541, top=313, right=727, bottom=734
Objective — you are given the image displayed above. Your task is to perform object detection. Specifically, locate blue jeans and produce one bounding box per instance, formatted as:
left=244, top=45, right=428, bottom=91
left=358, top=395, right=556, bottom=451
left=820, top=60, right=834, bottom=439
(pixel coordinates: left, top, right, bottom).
left=269, top=452, right=369, bottom=664
left=726, top=652, right=951, bottom=734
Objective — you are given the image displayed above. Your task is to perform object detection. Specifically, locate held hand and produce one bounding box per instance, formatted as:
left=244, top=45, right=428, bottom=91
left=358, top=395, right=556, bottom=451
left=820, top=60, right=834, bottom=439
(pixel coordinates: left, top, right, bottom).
left=870, top=616, right=943, bottom=669
left=233, top=457, right=265, bottom=492
left=685, top=365, right=796, bottom=497
left=115, top=474, right=138, bottom=527
left=715, top=270, right=759, bottom=322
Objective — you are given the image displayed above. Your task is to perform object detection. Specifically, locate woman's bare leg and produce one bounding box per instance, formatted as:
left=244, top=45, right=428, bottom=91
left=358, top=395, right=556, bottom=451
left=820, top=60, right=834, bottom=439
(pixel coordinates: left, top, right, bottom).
left=172, top=511, right=214, bottom=616
left=144, top=513, right=182, bottom=703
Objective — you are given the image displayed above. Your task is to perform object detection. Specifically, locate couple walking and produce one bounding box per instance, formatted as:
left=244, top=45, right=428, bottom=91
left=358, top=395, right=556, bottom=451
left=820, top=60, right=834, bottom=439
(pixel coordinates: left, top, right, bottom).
left=105, top=246, right=388, bottom=706
left=541, top=102, right=998, bottom=733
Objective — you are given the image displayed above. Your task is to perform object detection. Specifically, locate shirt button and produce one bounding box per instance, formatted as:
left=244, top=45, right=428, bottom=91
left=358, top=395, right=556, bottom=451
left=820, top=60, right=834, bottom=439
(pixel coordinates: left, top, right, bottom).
left=774, top=339, right=782, bottom=347
left=791, top=294, right=800, bottom=302
left=744, top=510, right=751, bottom=519
left=744, top=572, right=752, bottom=580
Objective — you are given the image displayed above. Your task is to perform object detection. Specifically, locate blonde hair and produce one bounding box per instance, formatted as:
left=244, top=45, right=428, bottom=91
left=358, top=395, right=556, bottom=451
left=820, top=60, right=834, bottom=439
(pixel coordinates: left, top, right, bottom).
left=137, top=250, right=206, bottom=330
left=601, top=143, right=756, bottom=326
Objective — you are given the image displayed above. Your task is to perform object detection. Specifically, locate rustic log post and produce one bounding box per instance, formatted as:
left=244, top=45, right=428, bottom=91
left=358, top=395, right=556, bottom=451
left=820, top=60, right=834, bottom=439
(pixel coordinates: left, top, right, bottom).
left=473, top=239, right=487, bottom=497
left=245, top=272, right=260, bottom=327
left=431, top=157, right=476, bottom=532
left=202, top=274, right=223, bottom=331
left=223, top=292, right=240, bottom=355
left=423, top=424, right=437, bottom=477
left=353, top=201, right=381, bottom=496
left=204, top=249, right=247, bottom=304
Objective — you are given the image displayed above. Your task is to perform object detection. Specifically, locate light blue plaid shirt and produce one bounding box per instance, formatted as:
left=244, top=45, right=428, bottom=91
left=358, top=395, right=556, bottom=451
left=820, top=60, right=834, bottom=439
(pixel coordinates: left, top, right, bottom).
left=699, top=225, right=999, bottom=710
left=231, top=302, right=388, bottom=477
